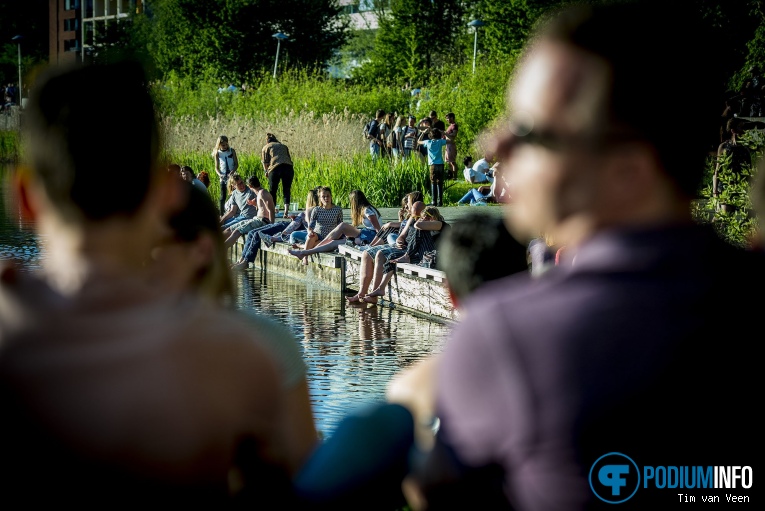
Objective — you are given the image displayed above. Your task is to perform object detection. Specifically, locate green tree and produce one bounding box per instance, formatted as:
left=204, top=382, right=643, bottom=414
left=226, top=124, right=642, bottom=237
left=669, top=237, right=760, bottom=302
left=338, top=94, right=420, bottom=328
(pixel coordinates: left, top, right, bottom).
left=354, top=0, right=464, bottom=85
left=467, top=0, right=564, bottom=59
left=0, top=0, right=48, bottom=93
left=139, top=0, right=348, bottom=83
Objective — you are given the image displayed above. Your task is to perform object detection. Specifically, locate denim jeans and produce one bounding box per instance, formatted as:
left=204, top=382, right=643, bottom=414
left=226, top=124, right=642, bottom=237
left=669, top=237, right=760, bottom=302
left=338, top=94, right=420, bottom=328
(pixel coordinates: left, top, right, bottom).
left=242, top=223, right=287, bottom=263
left=370, top=141, right=381, bottom=159
left=457, top=189, right=489, bottom=205
left=222, top=214, right=248, bottom=229
left=290, top=230, right=309, bottom=245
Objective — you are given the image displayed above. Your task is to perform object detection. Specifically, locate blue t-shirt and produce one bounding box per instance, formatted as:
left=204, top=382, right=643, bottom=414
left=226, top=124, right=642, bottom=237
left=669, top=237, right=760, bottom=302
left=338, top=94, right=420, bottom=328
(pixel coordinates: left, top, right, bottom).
left=423, top=139, right=447, bottom=165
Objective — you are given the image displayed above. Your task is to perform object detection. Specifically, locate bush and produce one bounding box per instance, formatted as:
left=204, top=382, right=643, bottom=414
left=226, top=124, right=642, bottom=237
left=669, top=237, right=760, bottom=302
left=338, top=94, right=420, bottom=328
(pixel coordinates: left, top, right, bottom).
left=693, top=129, right=764, bottom=247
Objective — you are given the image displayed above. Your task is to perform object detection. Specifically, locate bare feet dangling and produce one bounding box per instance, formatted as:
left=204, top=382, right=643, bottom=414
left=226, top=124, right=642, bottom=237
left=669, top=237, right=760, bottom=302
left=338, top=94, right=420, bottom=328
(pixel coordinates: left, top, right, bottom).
left=288, top=249, right=305, bottom=260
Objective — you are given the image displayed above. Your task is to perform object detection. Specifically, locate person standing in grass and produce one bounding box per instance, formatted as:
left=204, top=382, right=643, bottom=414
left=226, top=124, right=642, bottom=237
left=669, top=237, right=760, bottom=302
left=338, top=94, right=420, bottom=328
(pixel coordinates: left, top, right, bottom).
left=212, top=135, right=238, bottom=215
left=443, top=113, right=459, bottom=180
left=261, top=132, right=295, bottom=219
left=418, top=128, right=447, bottom=207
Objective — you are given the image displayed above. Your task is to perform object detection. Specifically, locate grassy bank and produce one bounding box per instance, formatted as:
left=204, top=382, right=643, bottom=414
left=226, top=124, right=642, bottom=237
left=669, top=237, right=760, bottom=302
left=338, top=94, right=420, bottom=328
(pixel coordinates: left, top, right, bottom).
left=167, top=150, right=466, bottom=208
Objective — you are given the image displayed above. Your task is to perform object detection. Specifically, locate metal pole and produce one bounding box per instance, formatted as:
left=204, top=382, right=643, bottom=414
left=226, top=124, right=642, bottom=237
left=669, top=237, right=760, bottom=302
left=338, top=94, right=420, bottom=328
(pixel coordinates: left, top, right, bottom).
left=472, top=29, right=478, bottom=75
left=17, top=42, right=22, bottom=107
left=273, top=39, right=281, bottom=79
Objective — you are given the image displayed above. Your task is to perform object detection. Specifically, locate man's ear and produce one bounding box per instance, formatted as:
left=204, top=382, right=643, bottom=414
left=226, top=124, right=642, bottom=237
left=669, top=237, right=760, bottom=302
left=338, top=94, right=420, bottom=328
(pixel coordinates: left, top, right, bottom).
left=12, top=167, right=38, bottom=223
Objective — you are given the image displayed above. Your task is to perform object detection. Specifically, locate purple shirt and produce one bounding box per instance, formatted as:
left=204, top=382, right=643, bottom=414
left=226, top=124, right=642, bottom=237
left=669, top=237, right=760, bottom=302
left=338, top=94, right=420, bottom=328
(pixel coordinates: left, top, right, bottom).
left=432, top=224, right=763, bottom=510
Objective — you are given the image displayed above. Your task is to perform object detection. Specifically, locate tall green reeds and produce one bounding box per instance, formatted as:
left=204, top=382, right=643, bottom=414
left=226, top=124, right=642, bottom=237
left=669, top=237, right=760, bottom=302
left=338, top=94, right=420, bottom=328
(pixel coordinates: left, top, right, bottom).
left=166, top=150, right=431, bottom=208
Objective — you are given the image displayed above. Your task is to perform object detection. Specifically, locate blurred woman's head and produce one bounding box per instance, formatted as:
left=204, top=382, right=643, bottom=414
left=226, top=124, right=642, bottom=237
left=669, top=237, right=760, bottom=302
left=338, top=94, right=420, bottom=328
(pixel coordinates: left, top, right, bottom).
left=152, top=183, right=233, bottom=302
left=266, top=132, right=279, bottom=144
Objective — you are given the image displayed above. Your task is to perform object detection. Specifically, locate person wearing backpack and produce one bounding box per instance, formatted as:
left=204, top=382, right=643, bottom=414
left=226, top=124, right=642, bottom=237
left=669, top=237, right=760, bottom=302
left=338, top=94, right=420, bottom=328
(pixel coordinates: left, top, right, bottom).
left=390, top=115, right=407, bottom=162
left=365, top=109, right=386, bottom=160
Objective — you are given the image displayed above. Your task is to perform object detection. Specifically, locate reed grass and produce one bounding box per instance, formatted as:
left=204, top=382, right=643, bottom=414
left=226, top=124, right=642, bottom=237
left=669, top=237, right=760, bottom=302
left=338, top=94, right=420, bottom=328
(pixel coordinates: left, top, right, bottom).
left=168, top=149, right=433, bottom=208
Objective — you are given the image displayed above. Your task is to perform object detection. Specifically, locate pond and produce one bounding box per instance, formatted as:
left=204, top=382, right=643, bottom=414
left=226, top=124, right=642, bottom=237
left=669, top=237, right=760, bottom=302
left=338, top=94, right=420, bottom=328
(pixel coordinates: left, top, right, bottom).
left=0, top=165, right=450, bottom=437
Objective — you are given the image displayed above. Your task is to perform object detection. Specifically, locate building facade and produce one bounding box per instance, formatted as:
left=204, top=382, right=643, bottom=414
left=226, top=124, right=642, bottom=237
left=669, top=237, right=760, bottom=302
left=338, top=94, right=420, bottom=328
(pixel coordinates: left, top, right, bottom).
left=49, top=0, right=141, bottom=65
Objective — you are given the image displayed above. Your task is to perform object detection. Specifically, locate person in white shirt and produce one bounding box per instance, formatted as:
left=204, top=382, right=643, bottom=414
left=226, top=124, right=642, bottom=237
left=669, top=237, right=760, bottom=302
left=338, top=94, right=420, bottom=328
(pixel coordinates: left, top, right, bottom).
left=472, top=156, right=495, bottom=183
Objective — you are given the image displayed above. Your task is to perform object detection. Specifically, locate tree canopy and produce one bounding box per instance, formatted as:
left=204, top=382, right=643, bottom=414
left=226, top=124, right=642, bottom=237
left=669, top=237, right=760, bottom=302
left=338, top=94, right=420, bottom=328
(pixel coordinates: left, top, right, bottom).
left=136, top=0, right=348, bottom=83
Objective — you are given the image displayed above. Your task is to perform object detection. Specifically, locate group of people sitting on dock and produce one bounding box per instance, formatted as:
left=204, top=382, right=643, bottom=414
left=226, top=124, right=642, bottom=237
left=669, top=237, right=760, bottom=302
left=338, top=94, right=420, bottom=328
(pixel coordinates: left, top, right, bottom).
left=2, top=2, right=761, bottom=510
left=227, top=180, right=451, bottom=299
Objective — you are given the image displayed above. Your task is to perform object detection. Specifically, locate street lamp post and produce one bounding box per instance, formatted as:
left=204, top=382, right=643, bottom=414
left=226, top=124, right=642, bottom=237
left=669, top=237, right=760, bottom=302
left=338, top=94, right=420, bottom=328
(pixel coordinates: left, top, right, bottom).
left=272, top=32, right=289, bottom=80
left=11, top=35, right=23, bottom=107
left=468, top=20, right=485, bottom=75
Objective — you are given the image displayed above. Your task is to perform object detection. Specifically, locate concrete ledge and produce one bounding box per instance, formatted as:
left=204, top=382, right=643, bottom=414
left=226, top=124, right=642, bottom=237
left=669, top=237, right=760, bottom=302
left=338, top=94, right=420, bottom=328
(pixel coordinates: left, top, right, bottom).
left=322, top=245, right=456, bottom=321
left=232, top=239, right=346, bottom=290
left=233, top=238, right=457, bottom=320
left=396, top=263, right=446, bottom=283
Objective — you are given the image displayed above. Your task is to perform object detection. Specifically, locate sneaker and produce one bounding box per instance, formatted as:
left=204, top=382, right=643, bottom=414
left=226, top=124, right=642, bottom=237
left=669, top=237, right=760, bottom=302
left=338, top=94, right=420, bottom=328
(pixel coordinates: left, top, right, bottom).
left=261, top=234, right=274, bottom=249
left=231, top=259, right=249, bottom=271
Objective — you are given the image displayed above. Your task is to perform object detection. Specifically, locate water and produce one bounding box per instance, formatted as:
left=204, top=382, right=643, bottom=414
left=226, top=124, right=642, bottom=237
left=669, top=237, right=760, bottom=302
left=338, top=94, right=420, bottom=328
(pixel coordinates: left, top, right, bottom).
left=0, top=165, right=449, bottom=436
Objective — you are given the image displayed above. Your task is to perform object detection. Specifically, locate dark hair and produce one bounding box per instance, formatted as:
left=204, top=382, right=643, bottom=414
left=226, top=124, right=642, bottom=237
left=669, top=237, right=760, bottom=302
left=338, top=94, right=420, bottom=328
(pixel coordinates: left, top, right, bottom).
left=168, top=163, right=181, bottom=174
left=536, top=2, right=719, bottom=198
left=463, top=156, right=473, bottom=166
left=180, top=165, right=196, bottom=178
left=25, top=60, right=160, bottom=221
left=197, top=171, right=211, bottom=188
left=266, top=132, right=279, bottom=143
left=376, top=109, right=386, bottom=118
left=429, top=110, right=437, bottom=117
left=430, top=128, right=443, bottom=140
left=439, top=212, right=529, bottom=301
left=247, top=176, right=261, bottom=189
left=446, top=112, right=455, bottom=119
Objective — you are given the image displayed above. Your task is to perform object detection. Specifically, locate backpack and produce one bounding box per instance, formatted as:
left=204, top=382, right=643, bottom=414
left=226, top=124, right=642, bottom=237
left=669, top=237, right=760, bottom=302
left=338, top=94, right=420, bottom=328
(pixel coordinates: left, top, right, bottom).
left=387, top=126, right=398, bottom=148
left=363, top=118, right=380, bottom=141
left=418, top=250, right=438, bottom=269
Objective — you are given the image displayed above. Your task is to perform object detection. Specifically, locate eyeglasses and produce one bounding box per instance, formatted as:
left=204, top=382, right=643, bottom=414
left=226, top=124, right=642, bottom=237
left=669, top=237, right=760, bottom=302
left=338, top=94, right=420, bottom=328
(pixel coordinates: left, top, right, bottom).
left=500, top=120, right=642, bottom=154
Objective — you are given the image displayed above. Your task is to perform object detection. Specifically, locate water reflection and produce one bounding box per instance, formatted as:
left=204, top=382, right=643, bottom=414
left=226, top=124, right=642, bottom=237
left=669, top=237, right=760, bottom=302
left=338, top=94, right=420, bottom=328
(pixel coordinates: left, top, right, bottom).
left=1, top=166, right=450, bottom=437
left=234, top=269, right=449, bottom=435
left=0, top=165, right=43, bottom=270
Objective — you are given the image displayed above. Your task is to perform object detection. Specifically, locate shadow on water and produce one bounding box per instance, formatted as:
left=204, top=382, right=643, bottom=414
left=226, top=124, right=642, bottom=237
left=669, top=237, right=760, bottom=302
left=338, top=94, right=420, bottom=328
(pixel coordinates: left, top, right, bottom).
left=1, top=163, right=450, bottom=437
